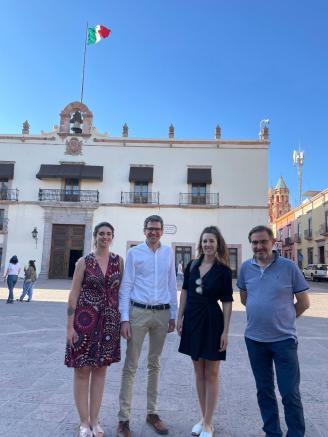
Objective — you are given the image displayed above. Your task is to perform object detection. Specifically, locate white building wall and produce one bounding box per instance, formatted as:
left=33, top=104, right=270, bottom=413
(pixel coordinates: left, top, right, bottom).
left=0, top=104, right=269, bottom=278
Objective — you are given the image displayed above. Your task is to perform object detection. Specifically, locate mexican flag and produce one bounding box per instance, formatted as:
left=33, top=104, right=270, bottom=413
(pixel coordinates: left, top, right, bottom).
left=87, top=25, right=111, bottom=44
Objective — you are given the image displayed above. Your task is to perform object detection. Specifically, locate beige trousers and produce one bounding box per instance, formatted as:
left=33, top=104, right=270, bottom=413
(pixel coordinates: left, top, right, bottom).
left=118, top=305, right=170, bottom=421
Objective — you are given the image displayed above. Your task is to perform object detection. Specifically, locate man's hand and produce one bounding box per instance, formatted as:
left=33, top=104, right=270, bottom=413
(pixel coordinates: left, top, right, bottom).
left=121, top=321, right=131, bottom=340
left=168, top=319, right=175, bottom=333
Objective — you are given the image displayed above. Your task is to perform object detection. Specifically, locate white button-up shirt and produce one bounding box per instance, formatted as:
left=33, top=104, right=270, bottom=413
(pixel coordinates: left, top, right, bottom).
left=119, top=242, right=178, bottom=321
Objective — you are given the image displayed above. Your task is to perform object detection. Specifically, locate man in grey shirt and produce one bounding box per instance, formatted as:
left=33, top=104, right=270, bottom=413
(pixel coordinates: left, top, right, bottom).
left=237, top=225, right=310, bottom=437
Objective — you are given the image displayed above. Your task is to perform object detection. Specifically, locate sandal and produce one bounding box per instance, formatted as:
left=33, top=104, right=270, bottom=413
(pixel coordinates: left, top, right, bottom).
left=78, top=424, right=93, bottom=437
left=91, top=422, right=104, bottom=437
left=191, top=420, right=203, bottom=436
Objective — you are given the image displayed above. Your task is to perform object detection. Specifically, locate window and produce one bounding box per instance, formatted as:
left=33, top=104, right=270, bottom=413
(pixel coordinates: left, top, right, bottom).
left=297, top=222, right=301, bottom=238
left=175, top=246, right=192, bottom=274
left=228, top=248, right=238, bottom=278
left=297, top=249, right=303, bottom=269
left=287, top=224, right=291, bottom=238
left=308, top=247, right=313, bottom=264
left=308, top=217, right=312, bottom=237
left=0, top=247, right=2, bottom=270
left=134, top=182, right=149, bottom=203
left=279, top=228, right=283, bottom=241
left=191, top=183, right=206, bottom=204
left=64, top=178, right=80, bottom=201
left=325, top=211, right=328, bottom=232
left=0, top=178, right=9, bottom=200
left=0, top=209, right=4, bottom=230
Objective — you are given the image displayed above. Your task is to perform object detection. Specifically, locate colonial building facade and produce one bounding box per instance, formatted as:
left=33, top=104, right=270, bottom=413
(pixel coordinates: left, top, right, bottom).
left=0, top=102, right=269, bottom=279
left=272, top=188, right=328, bottom=268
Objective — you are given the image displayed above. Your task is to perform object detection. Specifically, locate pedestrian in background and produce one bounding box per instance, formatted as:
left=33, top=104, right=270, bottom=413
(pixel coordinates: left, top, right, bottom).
left=4, top=255, right=21, bottom=304
left=177, top=226, right=233, bottom=437
left=65, top=222, right=123, bottom=437
left=19, top=260, right=37, bottom=302
left=237, top=225, right=310, bottom=437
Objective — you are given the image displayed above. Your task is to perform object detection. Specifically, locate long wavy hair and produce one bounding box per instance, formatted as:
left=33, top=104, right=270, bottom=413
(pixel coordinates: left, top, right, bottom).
left=197, top=226, right=229, bottom=266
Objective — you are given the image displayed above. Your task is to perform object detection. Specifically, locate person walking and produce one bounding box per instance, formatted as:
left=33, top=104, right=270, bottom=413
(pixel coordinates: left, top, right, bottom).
left=65, top=222, right=123, bottom=437
left=19, top=260, right=37, bottom=302
left=4, top=255, right=21, bottom=303
left=117, top=215, right=177, bottom=437
left=237, top=225, right=310, bottom=437
left=177, top=226, right=233, bottom=437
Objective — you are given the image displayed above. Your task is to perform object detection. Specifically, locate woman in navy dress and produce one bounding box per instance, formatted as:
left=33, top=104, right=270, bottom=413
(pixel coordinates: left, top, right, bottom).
left=177, top=226, right=233, bottom=437
left=65, top=222, right=123, bottom=437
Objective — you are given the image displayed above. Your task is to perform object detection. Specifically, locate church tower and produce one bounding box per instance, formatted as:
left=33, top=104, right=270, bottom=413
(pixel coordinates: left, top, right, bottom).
left=268, top=176, right=291, bottom=223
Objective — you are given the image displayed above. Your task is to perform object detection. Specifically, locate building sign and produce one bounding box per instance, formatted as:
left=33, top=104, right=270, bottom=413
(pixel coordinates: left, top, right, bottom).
left=274, top=241, right=282, bottom=252
left=164, top=224, right=177, bottom=234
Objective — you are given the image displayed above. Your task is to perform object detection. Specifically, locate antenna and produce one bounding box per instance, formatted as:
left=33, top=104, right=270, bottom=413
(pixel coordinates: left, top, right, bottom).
left=293, top=146, right=305, bottom=205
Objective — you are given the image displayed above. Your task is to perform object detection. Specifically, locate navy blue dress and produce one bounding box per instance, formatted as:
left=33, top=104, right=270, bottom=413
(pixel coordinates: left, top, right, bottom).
left=178, top=257, right=233, bottom=361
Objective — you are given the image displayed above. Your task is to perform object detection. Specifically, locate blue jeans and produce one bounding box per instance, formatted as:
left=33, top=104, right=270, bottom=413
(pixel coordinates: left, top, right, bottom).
left=7, top=275, right=18, bottom=302
left=245, top=337, right=305, bottom=437
left=20, top=281, right=34, bottom=301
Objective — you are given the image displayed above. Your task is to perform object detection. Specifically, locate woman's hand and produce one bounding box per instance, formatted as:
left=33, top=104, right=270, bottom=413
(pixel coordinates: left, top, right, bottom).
left=176, top=317, right=183, bottom=336
left=66, top=327, right=78, bottom=347
left=219, top=331, right=228, bottom=352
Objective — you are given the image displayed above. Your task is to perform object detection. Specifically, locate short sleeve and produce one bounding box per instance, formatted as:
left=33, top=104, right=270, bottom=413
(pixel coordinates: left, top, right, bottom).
left=182, top=260, right=192, bottom=291
left=219, top=266, right=234, bottom=302
left=236, top=263, right=247, bottom=291
left=292, top=263, right=309, bottom=293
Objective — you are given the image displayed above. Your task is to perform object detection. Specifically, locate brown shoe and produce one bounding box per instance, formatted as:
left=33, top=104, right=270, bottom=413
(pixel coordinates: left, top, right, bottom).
left=116, top=420, right=131, bottom=437
left=146, top=414, right=168, bottom=435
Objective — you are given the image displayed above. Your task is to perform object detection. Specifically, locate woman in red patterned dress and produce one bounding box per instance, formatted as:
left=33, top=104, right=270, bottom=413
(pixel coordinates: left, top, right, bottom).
left=65, top=222, right=123, bottom=437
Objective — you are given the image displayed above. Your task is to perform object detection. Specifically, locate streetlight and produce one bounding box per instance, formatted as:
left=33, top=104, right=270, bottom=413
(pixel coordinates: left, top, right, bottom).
left=32, top=227, right=38, bottom=248
left=293, top=149, right=305, bottom=205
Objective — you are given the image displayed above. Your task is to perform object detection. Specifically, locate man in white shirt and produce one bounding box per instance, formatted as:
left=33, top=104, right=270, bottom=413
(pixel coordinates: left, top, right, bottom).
left=117, top=215, right=177, bottom=437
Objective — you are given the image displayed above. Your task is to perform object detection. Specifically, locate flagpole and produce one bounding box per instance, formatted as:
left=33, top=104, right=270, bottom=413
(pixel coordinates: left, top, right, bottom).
left=80, top=22, right=88, bottom=103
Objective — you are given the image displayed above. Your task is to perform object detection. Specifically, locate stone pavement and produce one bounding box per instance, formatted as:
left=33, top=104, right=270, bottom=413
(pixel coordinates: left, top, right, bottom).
left=0, top=280, right=327, bottom=437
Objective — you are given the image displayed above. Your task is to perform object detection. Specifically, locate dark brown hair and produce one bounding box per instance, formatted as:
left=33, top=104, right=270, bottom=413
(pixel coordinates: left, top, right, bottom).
left=197, top=226, right=229, bottom=266
left=248, top=225, right=274, bottom=242
left=144, top=215, right=163, bottom=230
left=93, top=222, right=115, bottom=238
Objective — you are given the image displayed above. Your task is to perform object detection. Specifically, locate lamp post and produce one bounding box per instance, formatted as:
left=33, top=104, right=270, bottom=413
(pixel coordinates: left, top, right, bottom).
left=32, top=227, right=38, bottom=248
left=293, top=150, right=304, bottom=205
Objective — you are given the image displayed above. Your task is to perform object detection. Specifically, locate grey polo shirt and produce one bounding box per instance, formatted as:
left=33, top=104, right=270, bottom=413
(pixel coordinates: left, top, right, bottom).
left=237, top=252, right=309, bottom=342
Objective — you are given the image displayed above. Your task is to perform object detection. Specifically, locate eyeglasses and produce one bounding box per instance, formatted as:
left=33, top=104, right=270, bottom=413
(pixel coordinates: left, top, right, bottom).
left=251, top=239, right=271, bottom=246
left=195, top=278, right=203, bottom=295
left=145, top=227, right=162, bottom=232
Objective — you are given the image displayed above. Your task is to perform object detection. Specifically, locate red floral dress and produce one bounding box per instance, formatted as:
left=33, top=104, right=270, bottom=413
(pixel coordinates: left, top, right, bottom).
left=65, top=253, right=121, bottom=368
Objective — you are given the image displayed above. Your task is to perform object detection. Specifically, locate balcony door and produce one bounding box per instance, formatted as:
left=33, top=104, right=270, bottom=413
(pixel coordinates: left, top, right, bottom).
left=49, top=224, right=85, bottom=278
left=134, top=182, right=149, bottom=203
left=64, top=178, right=80, bottom=202
left=191, top=183, right=206, bottom=204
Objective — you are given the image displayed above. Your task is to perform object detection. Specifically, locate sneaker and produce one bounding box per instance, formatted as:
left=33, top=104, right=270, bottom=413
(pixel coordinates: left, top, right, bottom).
left=116, top=420, right=131, bottom=437
left=146, top=414, right=168, bottom=435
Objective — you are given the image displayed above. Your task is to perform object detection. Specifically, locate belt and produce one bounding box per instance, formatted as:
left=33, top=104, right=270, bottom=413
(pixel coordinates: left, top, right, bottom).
left=130, top=300, right=170, bottom=310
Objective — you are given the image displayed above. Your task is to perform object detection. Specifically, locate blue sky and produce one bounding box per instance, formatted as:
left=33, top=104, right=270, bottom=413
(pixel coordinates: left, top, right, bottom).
left=1, top=0, right=327, bottom=207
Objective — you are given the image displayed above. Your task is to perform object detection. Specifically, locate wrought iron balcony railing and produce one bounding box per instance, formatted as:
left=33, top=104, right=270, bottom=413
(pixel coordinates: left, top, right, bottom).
left=179, top=193, right=219, bottom=206
left=284, top=237, right=293, bottom=246
left=0, top=188, right=19, bottom=201
left=38, top=189, right=99, bottom=203
left=304, top=229, right=313, bottom=240
left=121, top=191, right=159, bottom=205
left=294, top=233, right=302, bottom=243
left=319, top=223, right=328, bottom=236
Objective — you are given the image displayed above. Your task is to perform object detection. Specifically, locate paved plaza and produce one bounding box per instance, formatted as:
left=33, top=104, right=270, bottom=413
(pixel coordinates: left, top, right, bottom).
left=0, top=279, right=327, bottom=437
